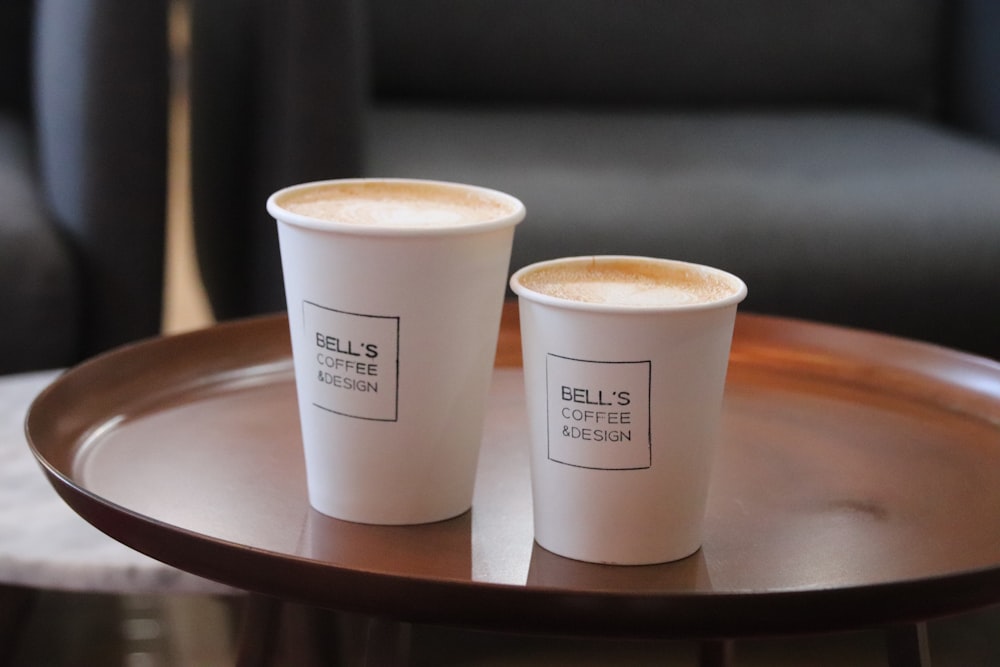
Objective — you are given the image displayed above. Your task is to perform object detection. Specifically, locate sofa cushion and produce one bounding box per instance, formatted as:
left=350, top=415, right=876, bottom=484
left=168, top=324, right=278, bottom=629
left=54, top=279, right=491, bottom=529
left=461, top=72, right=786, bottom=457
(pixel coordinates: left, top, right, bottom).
left=371, top=0, right=944, bottom=115
left=0, top=115, right=80, bottom=373
left=364, top=107, right=1000, bottom=356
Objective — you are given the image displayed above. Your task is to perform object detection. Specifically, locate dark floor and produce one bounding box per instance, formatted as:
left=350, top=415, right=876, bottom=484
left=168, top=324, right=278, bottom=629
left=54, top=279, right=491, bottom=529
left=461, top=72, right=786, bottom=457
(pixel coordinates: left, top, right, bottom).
left=5, top=591, right=237, bottom=667
left=408, top=608, right=1000, bottom=667
left=4, top=590, right=1000, bottom=666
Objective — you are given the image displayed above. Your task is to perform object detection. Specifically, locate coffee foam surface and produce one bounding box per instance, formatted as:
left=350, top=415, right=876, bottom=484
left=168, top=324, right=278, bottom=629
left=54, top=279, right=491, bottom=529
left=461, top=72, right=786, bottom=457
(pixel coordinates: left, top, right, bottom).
left=277, top=181, right=514, bottom=227
left=518, top=259, right=736, bottom=307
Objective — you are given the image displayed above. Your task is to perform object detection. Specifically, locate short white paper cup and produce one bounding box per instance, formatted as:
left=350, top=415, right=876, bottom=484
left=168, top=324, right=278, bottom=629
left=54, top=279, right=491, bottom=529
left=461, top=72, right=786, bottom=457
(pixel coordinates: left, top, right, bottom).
left=269, top=178, right=525, bottom=525
left=511, top=256, right=746, bottom=564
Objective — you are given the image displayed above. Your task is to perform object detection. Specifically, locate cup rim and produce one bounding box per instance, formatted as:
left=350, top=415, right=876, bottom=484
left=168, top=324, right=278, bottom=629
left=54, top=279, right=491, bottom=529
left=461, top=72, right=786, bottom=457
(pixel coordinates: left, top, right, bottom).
left=510, top=255, right=748, bottom=313
left=267, top=177, right=526, bottom=236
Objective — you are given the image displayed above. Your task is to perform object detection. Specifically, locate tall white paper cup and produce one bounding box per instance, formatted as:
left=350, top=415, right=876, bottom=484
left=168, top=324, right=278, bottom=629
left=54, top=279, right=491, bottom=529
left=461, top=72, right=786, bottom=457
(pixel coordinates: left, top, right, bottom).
left=269, top=178, right=525, bottom=525
left=511, top=256, right=747, bottom=564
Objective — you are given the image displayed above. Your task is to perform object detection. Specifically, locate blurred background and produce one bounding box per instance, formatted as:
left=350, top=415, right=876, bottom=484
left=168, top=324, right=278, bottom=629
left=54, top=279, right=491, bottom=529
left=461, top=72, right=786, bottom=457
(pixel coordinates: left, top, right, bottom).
left=163, top=0, right=212, bottom=336
left=3, top=0, right=999, bottom=664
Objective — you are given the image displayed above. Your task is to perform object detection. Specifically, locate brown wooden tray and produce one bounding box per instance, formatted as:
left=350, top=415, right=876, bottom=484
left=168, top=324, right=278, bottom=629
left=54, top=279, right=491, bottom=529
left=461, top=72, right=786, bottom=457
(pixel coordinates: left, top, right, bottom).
left=25, top=307, right=1000, bottom=639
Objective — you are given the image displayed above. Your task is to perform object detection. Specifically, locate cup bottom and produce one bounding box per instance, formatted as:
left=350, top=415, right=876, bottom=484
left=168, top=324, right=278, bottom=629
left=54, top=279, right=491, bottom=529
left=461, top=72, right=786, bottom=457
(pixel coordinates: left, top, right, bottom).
left=308, top=498, right=473, bottom=526
left=533, top=532, right=703, bottom=566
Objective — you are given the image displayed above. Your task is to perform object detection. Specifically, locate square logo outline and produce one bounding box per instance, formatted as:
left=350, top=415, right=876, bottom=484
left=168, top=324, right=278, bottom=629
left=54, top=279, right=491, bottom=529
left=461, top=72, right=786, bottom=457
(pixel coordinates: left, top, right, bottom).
left=545, top=353, right=652, bottom=470
left=304, top=300, right=400, bottom=422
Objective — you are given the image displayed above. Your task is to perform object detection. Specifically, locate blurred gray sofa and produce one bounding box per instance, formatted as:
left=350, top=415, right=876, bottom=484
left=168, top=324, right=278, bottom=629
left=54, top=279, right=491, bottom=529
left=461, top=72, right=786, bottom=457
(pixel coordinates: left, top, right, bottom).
left=190, top=0, right=1000, bottom=358
left=0, top=0, right=169, bottom=374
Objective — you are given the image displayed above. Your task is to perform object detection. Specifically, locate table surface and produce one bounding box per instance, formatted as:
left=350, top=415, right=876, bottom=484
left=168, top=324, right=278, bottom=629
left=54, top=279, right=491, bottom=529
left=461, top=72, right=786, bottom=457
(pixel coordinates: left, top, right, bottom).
left=0, top=369, right=234, bottom=595
left=25, top=306, right=1000, bottom=638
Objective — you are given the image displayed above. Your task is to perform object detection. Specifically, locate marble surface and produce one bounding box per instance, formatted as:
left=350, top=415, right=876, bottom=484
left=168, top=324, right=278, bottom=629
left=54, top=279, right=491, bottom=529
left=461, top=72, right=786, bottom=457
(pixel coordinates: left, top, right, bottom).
left=1, top=369, right=237, bottom=595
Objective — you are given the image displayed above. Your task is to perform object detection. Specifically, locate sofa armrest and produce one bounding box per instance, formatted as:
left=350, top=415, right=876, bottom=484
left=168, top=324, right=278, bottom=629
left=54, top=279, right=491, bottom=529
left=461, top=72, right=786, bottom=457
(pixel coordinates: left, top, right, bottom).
left=951, top=0, right=1000, bottom=144
left=34, top=0, right=169, bottom=357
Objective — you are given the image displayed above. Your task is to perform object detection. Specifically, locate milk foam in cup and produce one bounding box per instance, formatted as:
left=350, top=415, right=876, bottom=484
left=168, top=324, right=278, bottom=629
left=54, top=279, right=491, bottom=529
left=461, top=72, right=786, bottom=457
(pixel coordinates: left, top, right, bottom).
left=511, top=256, right=747, bottom=564
left=269, top=178, right=525, bottom=525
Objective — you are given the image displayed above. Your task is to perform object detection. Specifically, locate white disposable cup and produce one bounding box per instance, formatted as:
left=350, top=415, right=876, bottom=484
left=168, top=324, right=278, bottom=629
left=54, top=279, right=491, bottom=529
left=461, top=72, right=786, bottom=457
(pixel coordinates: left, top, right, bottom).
left=510, top=256, right=747, bottom=564
left=268, top=178, right=525, bottom=525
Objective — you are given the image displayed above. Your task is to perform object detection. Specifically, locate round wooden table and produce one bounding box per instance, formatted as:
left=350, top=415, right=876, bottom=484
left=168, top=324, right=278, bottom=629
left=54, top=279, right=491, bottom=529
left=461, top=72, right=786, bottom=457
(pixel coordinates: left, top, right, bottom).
left=25, top=305, right=1000, bottom=666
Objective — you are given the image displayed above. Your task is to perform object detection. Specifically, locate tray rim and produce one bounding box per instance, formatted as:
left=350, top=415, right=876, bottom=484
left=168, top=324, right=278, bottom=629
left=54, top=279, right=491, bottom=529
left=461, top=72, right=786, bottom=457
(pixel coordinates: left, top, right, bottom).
left=24, top=310, right=1000, bottom=638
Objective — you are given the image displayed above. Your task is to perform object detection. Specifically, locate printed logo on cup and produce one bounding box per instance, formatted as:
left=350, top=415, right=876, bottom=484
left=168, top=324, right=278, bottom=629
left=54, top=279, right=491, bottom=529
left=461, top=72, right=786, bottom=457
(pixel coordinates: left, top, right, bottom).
left=546, top=354, right=651, bottom=470
left=304, top=301, right=400, bottom=421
